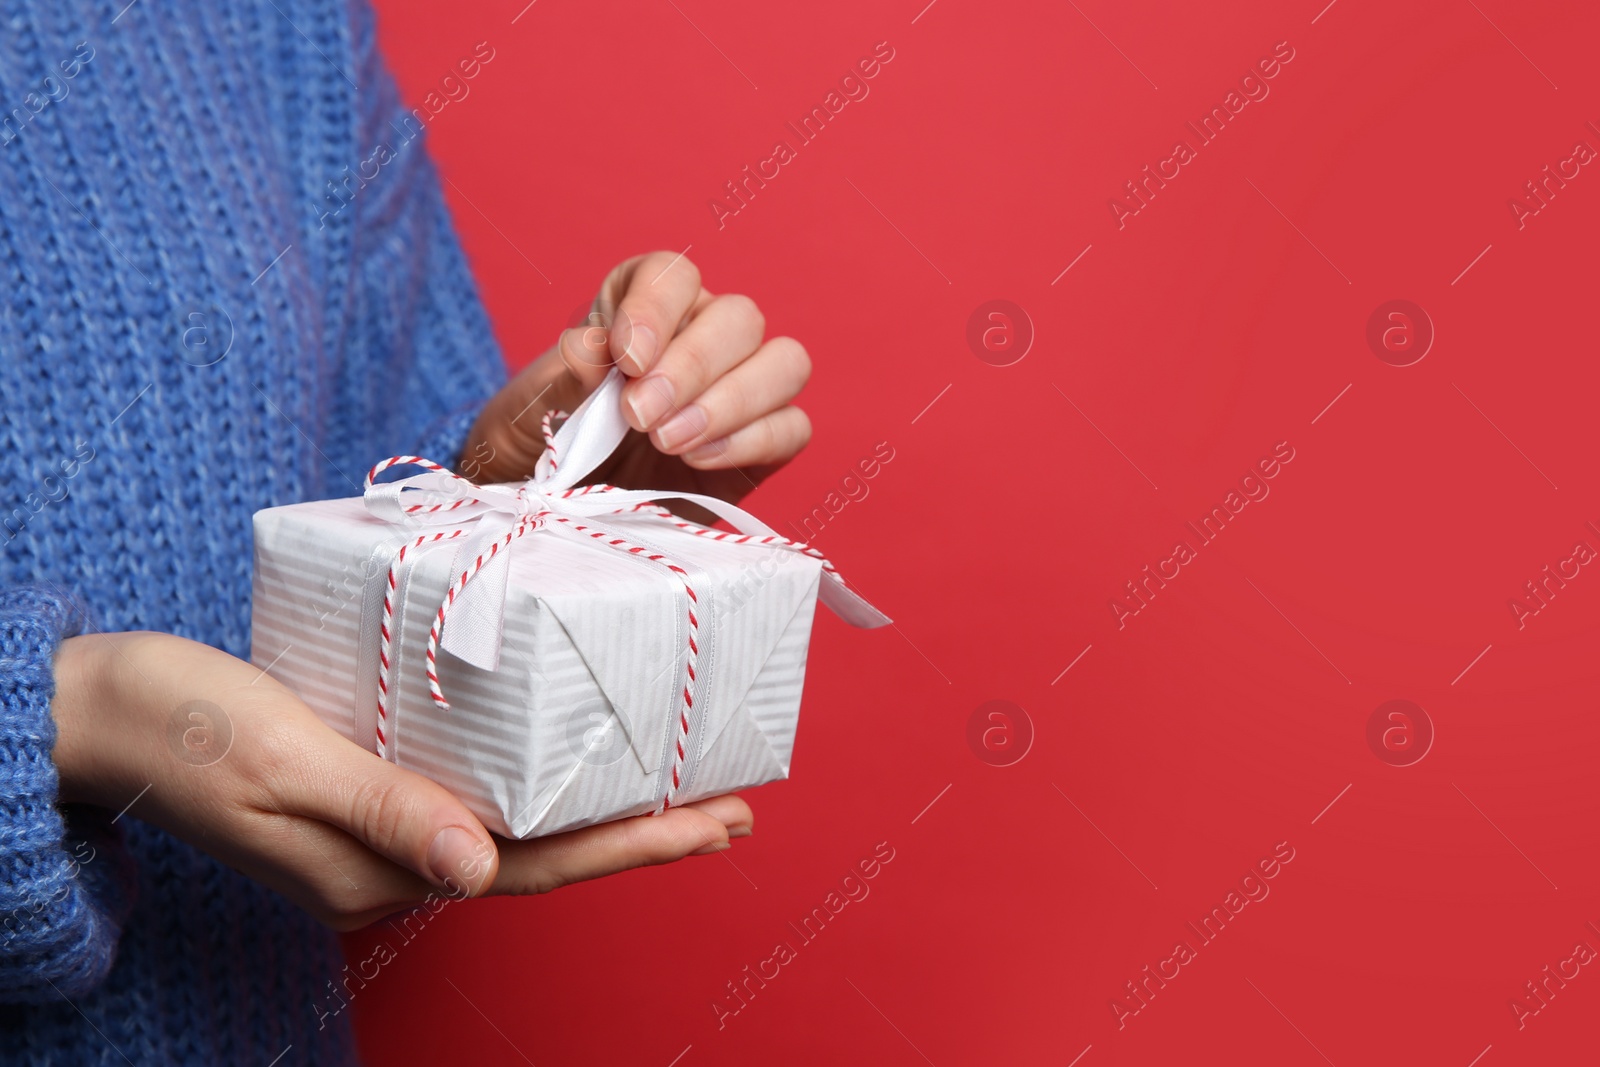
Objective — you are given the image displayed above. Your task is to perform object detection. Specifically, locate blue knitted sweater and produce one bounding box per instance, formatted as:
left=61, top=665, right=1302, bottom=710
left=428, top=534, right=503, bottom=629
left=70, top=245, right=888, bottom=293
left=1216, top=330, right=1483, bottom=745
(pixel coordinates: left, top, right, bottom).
left=0, top=0, right=506, bottom=1062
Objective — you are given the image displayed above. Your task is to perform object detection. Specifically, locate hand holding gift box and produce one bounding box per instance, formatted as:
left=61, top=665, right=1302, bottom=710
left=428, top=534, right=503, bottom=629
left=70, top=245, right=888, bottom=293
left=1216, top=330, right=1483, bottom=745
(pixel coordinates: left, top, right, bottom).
left=251, top=368, right=888, bottom=839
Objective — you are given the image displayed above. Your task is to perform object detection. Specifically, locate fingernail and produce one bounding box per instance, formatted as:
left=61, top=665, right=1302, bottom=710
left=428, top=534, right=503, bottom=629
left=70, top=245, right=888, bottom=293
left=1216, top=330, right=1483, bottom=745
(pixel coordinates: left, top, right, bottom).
left=626, top=376, right=674, bottom=431
left=426, top=826, right=481, bottom=889
left=727, top=825, right=753, bottom=839
left=691, top=840, right=732, bottom=856
left=655, top=404, right=708, bottom=452
left=619, top=322, right=657, bottom=375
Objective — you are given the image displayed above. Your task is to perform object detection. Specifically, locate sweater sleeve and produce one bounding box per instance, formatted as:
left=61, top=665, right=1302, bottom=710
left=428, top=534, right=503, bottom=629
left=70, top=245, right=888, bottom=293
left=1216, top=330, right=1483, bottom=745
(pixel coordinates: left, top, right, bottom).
left=337, top=0, right=510, bottom=474
left=0, top=588, right=135, bottom=1004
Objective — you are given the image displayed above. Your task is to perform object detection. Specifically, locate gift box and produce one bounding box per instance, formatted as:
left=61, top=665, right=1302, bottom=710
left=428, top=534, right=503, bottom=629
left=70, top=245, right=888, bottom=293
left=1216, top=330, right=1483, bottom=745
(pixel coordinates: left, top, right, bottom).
left=249, top=370, right=888, bottom=839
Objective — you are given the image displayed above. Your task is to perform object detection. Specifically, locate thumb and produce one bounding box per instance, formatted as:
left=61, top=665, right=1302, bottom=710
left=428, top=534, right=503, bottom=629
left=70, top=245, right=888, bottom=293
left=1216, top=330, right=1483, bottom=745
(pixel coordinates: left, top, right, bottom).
left=560, top=305, right=622, bottom=394
left=468, top=320, right=615, bottom=483
left=294, top=734, right=501, bottom=896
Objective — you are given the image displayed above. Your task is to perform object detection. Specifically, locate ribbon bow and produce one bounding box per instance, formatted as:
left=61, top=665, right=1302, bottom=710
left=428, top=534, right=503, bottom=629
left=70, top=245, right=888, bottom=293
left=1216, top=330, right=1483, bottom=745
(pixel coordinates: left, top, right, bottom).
left=360, top=368, right=888, bottom=811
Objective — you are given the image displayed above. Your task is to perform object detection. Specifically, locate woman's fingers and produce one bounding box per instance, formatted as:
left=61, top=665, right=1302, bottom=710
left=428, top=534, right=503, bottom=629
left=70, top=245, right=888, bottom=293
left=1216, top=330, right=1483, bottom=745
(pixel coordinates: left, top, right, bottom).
left=605, top=251, right=704, bottom=378
left=650, top=335, right=810, bottom=456
left=469, top=251, right=812, bottom=484
left=622, top=293, right=766, bottom=435
left=554, top=308, right=619, bottom=390
left=227, top=809, right=440, bottom=931
left=552, top=276, right=723, bottom=413
left=253, top=710, right=500, bottom=897
left=488, top=794, right=753, bottom=896
left=235, top=765, right=758, bottom=929
left=678, top=793, right=755, bottom=838
left=683, top=405, right=813, bottom=470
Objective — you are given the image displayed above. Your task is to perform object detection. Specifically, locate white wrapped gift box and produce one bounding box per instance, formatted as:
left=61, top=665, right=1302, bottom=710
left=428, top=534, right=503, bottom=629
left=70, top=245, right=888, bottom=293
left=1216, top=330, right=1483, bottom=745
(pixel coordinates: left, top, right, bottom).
left=248, top=370, right=887, bottom=838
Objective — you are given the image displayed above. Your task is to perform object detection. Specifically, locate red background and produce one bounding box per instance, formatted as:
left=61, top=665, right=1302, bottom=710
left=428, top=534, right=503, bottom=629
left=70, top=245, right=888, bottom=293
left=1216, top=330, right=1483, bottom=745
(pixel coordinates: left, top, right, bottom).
left=350, top=1, right=1600, bottom=1063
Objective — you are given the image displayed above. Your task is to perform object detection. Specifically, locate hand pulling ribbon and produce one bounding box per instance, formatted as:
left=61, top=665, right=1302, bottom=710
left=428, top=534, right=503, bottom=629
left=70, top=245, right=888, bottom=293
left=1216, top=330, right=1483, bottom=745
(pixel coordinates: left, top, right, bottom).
left=361, top=368, right=889, bottom=814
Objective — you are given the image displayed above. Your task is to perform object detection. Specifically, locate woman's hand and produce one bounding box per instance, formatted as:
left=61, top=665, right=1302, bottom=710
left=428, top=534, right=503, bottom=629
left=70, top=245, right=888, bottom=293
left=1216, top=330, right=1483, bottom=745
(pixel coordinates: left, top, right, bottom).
left=50, top=631, right=751, bottom=931
left=463, top=251, right=813, bottom=509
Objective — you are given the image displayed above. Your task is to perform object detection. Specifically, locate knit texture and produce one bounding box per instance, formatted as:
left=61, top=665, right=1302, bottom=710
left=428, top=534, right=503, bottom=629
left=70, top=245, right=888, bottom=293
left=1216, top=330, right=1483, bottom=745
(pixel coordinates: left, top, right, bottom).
left=0, top=0, right=507, bottom=1062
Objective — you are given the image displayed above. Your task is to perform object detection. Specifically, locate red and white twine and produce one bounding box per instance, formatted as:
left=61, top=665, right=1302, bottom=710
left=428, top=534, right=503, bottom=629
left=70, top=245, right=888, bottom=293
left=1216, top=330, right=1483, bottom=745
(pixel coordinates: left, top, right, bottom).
left=364, top=457, right=485, bottom=758
left=631, top=504, right=839, bottom=580
left=372, top=527, right=467, bottom=756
